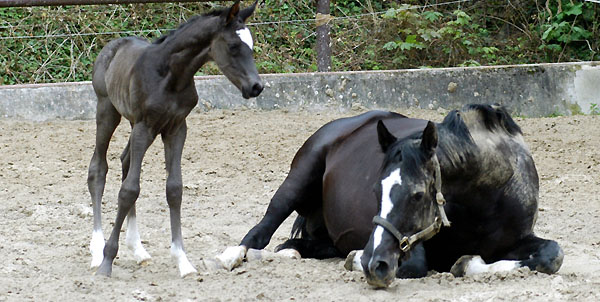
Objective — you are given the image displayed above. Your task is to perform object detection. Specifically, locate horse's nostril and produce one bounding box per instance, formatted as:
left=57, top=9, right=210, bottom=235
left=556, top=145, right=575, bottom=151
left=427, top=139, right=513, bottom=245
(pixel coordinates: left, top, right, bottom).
left=372, top=260, right=390, bottom=280
left=251, top=83, right=263, bottom=96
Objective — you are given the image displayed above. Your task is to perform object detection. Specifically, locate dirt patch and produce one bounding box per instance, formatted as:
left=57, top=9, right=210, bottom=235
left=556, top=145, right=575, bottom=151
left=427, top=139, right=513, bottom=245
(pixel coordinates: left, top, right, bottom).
left=0, top=108, right=599, bottom=301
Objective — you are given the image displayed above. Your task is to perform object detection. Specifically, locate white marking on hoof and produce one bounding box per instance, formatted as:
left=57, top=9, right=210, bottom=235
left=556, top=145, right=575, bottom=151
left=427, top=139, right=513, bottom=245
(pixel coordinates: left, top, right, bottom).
left=216, top=246, right=247, bottom=271
left=246, top=248, right=265, bottom=262
left=344, top=250, right=365, bottom=272
left=126, top=216, right=152, bottom=264
left=90, top=230, right=105, bottom=269
left=171, top=244, right=197, bottom=278
left=276, top=248, right=301, bottom=259
left=201, top=258, right=224, bottom=271
left=463, top=255, right=520, bottom=276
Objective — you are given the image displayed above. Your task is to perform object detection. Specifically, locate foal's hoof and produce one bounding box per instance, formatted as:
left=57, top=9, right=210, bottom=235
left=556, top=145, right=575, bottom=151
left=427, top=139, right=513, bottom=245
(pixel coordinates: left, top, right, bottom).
left=95, top=266, right=112, bottom=278
left=450, top=255, right=479, bottom=277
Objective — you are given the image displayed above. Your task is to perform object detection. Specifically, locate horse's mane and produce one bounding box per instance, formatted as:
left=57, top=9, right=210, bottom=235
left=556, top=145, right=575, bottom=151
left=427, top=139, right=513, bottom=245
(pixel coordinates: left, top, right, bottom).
left=452, top=104, right=522, bottom=136
left=152, top=8, right=226, bottom=44
left=434, top=104, right=521, bottom=172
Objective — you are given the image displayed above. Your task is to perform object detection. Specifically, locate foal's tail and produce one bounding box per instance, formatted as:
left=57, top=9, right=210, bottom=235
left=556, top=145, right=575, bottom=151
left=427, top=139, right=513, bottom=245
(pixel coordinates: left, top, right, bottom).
left=290, top=215, right=307, bottom=239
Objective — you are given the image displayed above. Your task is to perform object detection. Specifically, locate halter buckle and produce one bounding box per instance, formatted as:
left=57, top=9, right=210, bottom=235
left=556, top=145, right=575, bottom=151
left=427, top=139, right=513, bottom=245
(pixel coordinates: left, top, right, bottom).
left=399, top=237, right=411, bottom=252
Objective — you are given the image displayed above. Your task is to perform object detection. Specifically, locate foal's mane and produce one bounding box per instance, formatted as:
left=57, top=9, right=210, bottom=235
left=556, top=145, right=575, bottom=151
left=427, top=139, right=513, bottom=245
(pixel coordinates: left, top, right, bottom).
left=152, top=8, right=226, bottom=44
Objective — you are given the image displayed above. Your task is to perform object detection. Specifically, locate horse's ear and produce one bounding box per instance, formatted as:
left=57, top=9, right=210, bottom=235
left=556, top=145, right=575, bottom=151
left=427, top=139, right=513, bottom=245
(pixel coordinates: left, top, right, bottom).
left=224, top=0, right=241, bottom=25
left=377, top=120, right=397, bottom=153
left=239, top=0, right=258, bottom=22
left=420, top=121, right=438, bottom=157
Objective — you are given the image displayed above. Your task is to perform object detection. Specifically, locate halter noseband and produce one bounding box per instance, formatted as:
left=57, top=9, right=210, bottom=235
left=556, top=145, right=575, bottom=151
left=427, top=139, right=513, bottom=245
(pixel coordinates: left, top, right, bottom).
left=372, top=154, right=451, bottom=253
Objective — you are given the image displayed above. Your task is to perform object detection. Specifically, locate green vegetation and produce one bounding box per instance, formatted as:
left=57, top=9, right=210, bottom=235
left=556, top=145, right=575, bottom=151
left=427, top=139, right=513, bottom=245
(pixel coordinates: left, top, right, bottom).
left=591, top=103, right=600, bottom=115
left=0, top=0, right=598, bottom=85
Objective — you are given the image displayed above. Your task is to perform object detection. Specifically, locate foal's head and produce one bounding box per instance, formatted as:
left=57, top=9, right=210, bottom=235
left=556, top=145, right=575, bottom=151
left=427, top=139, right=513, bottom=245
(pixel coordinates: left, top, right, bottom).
left=361, top=121, right=443, bottom=288
left=209, top=1, right=263, bottom=99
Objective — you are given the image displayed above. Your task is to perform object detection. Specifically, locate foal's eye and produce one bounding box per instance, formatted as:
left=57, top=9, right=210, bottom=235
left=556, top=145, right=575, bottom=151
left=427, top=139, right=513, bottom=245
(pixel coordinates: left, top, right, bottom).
left=412, top=192, right=424, bottom=202
left=229, top=44, right=241, bottom=53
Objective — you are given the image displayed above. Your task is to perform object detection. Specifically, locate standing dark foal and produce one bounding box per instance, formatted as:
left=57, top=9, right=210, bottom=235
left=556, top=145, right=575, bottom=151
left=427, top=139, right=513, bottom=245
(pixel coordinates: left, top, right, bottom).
left=87, top=1, right=262, bottom=277
left=215, top=105, right=563, bottom=288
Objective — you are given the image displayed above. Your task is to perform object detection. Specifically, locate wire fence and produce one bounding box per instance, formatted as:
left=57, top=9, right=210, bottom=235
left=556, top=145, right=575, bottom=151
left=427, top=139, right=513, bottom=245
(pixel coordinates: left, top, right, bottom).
left=0, top=0, right=598, bottom=85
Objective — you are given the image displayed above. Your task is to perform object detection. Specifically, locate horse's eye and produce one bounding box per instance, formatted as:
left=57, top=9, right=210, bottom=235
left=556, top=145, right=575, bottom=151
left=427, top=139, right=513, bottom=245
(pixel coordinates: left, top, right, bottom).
left=412, top=192, right=424, bottom=202
left=229, top=44, right=240, bottom=53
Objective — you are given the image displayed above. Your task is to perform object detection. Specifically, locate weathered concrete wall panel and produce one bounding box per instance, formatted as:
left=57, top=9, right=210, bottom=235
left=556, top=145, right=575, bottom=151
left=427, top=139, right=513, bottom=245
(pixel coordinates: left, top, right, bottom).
left=1, top=62, right=598, bottom=121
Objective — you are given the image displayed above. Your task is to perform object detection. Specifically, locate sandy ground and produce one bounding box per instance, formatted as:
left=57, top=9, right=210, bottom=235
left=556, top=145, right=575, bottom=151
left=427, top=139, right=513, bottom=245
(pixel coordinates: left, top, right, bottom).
left=0, top=107, right=599, bottom=302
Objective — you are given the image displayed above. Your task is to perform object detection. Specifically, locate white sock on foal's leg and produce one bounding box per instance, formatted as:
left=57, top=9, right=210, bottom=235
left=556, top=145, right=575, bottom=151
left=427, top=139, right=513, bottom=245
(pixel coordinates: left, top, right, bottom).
left=171, top=243, right=197, bottom=277
left=125, top=215, right=152, bottom=264
left=90, top=230, right=105, bottom=269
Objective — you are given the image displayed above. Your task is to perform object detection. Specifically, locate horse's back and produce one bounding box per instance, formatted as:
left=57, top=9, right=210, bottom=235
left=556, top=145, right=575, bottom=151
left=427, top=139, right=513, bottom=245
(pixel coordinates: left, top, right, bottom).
left=318, top=112, right=429, bottom=255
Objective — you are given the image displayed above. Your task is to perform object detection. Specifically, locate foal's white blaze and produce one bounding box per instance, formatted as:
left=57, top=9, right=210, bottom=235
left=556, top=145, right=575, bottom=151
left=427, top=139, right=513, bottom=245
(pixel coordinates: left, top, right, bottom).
left=170, top=243, right=197, bottom=277
left=373, top=168, right=402, bottom=250
left=125, top=215, right=151, bottom=264
left=90, top=230, right=105, bottom=268
left=464, top=256, right=520, bottom=275
left=236, top=27, right=253, bottom=50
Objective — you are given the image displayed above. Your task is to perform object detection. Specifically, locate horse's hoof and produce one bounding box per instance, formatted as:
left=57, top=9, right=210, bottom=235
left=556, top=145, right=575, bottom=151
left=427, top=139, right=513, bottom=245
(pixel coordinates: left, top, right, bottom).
left=450, top=255, right=479, bottom=277
left=180, top=266, right=198, bottom=278
left=215, top=246, right=247, bottom=271
left=95, top=266, right=112, bottom=278
left=246, top=248, right=264, bottom=262
left=276, top=248, right=301, bottom=259
left=344, top=250, right=363, bottom=272
left=202, top=258, right=224, bottom=271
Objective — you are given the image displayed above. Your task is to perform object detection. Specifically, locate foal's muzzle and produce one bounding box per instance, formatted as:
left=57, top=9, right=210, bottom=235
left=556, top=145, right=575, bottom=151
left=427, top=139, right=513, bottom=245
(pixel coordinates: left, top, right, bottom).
left=242, top=82, right=263, bottom=99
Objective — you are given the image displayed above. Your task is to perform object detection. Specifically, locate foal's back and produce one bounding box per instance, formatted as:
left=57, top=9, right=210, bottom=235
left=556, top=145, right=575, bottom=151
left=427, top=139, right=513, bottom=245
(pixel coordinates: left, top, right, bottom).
left=92, top=37, right=150, bottom=120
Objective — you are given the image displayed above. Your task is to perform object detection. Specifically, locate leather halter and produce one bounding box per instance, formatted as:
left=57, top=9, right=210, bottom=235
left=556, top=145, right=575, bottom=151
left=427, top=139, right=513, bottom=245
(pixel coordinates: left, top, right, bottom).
left=372, top=154, right=451, bottom=253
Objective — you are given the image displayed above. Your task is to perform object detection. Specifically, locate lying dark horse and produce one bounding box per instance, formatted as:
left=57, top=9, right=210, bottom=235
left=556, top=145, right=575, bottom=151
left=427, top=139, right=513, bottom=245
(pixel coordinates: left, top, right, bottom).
left=87, top=1, right=262, bottom=277
left=216, top=104, right=563, bottom=288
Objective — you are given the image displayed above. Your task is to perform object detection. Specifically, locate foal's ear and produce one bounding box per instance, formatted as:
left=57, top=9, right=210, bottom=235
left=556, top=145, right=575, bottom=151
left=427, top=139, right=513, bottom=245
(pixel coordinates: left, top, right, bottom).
left=377, top=120, right=397, bottom=153
left=224, top=0, right=241, bottom=25
left=239, top=0, right=259, bottom=22
left=420, top=121, right=438, bottom=157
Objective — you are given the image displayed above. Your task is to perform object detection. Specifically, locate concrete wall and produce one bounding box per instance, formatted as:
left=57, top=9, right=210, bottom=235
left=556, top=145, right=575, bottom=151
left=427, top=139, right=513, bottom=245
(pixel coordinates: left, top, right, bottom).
left=1, top=62, right=599, bottom=121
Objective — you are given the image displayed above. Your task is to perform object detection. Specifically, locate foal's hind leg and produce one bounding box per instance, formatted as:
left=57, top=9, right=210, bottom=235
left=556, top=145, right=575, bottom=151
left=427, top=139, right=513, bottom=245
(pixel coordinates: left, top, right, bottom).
left=96, top=122, right=156, bottom=277
left=88, top=96, right=121, bottom=269
left=450, top=235, right=564, bottom=277
left=121, top=139, right=152, bottom=264
left=162, top=123, right=197, bottom=277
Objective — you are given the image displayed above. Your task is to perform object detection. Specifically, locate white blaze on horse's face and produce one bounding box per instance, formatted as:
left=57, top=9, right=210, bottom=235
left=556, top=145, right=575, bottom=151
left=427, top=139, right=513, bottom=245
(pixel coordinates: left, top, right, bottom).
left=236, top=27, right=253, bottom=50
left=373, top=168, right=402, bottom=249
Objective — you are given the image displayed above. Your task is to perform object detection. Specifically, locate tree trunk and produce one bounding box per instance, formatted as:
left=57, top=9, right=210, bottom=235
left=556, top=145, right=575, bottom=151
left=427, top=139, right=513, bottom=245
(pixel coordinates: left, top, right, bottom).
left=316, top=0, right=331, bottom=72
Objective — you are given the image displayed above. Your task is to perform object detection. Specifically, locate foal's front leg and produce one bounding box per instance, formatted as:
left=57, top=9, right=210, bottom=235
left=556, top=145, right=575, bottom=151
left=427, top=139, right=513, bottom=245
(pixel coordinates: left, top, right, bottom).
left=163, top=122, right=197, bottom=277
left=96, top=123, right=155, bottom=277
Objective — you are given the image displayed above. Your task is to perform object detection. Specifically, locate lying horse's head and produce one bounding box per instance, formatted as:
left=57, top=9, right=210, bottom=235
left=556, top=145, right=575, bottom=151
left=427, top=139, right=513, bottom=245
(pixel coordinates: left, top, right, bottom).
left=361, top=120, right=449, bottom=288
left=209, top=1, right=263, bottom=98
